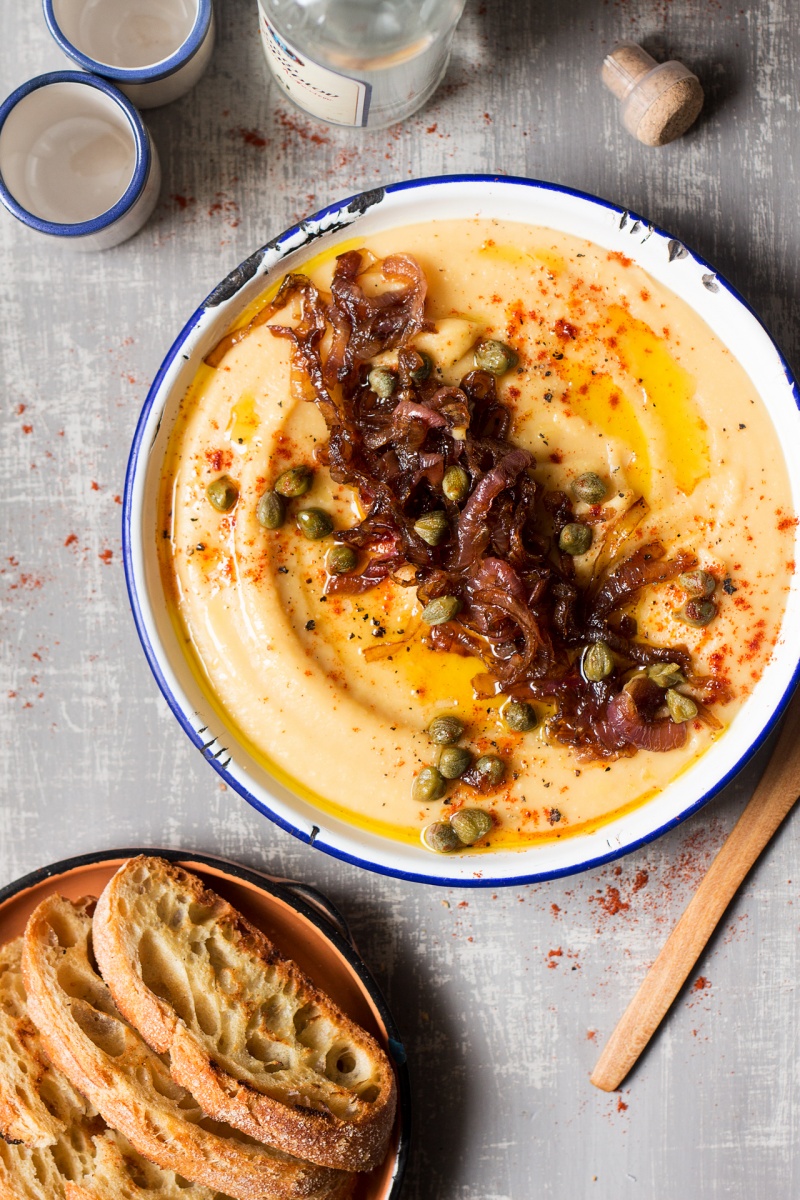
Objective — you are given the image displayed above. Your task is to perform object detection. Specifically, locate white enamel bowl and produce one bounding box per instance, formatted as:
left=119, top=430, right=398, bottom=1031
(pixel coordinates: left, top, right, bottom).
left=124, top=175, right=800, bottom=887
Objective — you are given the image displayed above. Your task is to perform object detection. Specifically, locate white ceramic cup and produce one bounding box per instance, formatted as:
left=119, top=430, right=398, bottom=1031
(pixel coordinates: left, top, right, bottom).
left=0, top=71, right=161, bottom=250
left=43, top=0, right=215, bottom=109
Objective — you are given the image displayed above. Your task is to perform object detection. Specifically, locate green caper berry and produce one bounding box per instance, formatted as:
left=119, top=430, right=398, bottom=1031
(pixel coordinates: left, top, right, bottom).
left=646, top=662, right=686, bottom=688
left=206, top=475, right=238, bottom=512
left=412, top=766, right=446, bottom=804
left=571, top=471, right=608, bottom=505
left=559, top=522, right=593, bottom=555
left=501, top=699, right=538, bottom=732
left=582, top=641, right=614, bottom=682
left=296, top=508, right=333, bottom=540
left=421, top=595, right=461, bottom=625
left=414, top=510, right=449, bottom=546
left=256, top=490, right=285, bottom=530
left=409, top=351, right=433, bottom=384
left=474, top=754, right=506, bottom=788
left=368, top=366, right=397, bottom=398
left=679, top=569, right=716, bottom=599
left=442, top=465, right=470, bottom=503
left=438, top=745, right=472, bottom=779
left=474, top=339, right=518, bottom=376
left=275, top=465, right=312, bottom=498
left=679, top=598, right=717, bottom=628
left=428, top=715, right=465, bottom=745
left=422, top=821, right=461, bottom=853
left=327, top=544, right=357, bottom=575
left=666, top=688, right=698, bottom=723
left=450, top=808, right=493, bottom=846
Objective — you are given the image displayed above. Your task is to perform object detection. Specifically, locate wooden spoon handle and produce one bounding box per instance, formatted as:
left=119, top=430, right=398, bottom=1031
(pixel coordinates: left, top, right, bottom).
left=591, top=687, right=800, bottom=1093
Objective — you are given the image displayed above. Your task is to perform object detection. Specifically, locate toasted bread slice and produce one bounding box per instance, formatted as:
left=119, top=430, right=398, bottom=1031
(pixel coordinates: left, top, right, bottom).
left=0, top=1118, right=226, bottom=1200
left=0, top=936, right=91, bottom=1149
left=92, top=856, right=397, bottom=1172
left=0, top=936, right=224, bottom=1200
left=21, top=895, right=352, bottom=1200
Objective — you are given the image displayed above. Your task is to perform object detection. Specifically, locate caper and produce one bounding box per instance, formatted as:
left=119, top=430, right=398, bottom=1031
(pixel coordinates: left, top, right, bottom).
left=679, top=569, right=716, bottom=599
left=275, top=465, right=312, bottom=498
left=421, top=595, right=461, bottom=625
left=501, top=699, right=538, bottom=732
left=474, top=339, right=518, bottom=375
left=412, top=766, right=446, bottom=804
left=296, top=508, right=333, bottom=540
left=439, top=745, right=472, bottom=779
left=474, top=755, right=506, bottom=788
left=582, top=641, right=614, bottom=682
left=559, top=522, right=593, bottom=555
left=206, top=475, right=238, bottom=512
left=409, top=351, right=433, bottom=384
left=414, top=510, right=449, bottom=546
left=327, top=544, right=357, bottom=574
left=666, top=688, right=698, bottom=723
left=422, top=821, right=461, bottom=853
left=442, top=465, right=470, bottom=503
left=428, top=715, right=465, bottom=745
left=368, top=366, right=397, bottom=398
left=256, top=490, right=285, bottom=530
left=646, top=662, right=686, bottom=688
left=679, top=599, right=717, bottom=628
left=571, top=471, right=608, bottom=505
left=450, top=808, right=493, bottom=846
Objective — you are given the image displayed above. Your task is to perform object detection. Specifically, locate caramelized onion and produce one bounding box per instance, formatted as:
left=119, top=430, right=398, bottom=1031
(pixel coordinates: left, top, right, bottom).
left=604, top=690, right=688, bottom=753
left=228, top=250, right=727, bottom=758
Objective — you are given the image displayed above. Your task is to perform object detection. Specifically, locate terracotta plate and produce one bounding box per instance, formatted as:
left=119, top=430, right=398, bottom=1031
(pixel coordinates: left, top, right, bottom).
left=0, top=847, right=409, bottom=1199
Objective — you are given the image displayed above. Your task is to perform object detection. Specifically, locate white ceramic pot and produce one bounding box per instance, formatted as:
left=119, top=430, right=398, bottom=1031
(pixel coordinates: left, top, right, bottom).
left=43, top=0, right=215, bottom=109
left=124, top=176, right=800, bottom=886
left=0, top=71, right=160, bottom=250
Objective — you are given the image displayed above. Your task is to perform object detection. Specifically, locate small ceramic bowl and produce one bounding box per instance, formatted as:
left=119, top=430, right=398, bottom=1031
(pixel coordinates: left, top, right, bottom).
left=43, top=0, right=215, bottom=109
left=0, top=71, right=160, bottom=250
left=124, top=176, right=800, bottom=887
left=0, top=847, right=409, bottom=1198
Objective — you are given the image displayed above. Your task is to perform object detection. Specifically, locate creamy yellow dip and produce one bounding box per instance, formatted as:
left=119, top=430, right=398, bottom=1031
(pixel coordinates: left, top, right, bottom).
left=158, top=220, right=795, bottom=850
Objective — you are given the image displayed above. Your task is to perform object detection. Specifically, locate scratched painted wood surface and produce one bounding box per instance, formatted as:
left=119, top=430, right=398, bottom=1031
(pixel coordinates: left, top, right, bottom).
left=1, top=3, right=799, bottom=1196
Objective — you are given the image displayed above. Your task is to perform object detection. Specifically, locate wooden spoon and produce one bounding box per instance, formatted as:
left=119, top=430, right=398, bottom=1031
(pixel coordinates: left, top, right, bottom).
left=591, top=685, right=800, bottom=1092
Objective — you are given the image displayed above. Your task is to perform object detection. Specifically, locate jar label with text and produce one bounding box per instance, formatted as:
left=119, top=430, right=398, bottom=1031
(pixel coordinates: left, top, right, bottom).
left=258, top=10, right=371, bottom=127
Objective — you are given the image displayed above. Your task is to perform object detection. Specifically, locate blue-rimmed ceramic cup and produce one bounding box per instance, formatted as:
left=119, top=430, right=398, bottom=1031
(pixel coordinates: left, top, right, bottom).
left=43, top=0, right=215, bottom=109
left=0, top=71, right=160, bottom=250
left=124, top=176, right=800, bottom=887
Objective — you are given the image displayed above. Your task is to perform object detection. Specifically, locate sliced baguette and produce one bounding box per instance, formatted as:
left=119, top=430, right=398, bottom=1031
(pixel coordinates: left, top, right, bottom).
left=21, top=894, right=352, bottom=1200
left=92, top=856, right=397, bottom=1172
left=0, top=1119, right=226, bottom=1200
left=0, top=936, right=224, bottom=1200
left=0, top=936, right=90, bottom=1150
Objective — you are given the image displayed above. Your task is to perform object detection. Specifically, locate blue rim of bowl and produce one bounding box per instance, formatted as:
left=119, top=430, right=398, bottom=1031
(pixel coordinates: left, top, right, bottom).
left=43, top=0, right=213, bottom=83
left=123, top=173, right=800, bottom=888
left=0, top=846, right=410, bottom=1197
left=0, top=71, right=151, bottom=238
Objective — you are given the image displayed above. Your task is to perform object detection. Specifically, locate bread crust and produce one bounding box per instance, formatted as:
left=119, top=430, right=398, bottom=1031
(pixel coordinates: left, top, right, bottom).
left=21, top=894, right=352, bottom=1200
left=0, top=937, right=82, bottom=1149
left=0, top=936, right=224, bottom=1200
left=92, top=857, right=396, bottom=1172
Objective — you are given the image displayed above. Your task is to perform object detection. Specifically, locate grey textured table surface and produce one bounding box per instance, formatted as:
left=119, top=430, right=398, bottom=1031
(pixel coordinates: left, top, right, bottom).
left=2, top=3, right=799, bottom=1197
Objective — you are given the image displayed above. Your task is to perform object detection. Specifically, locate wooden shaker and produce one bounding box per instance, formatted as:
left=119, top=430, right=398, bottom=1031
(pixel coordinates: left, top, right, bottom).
left=602, top=43, right=704, bottom=146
